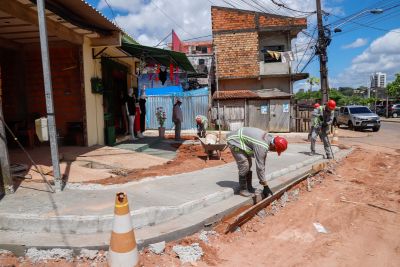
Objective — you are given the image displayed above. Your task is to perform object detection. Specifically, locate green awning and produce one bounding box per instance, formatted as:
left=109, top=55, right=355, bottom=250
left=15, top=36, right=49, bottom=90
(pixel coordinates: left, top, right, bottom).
left=120, top=40, right=196, bottom=73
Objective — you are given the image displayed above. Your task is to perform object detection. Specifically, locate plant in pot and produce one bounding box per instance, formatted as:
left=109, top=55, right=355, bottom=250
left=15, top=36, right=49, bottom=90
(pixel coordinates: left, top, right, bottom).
left=156, top=107, right=167, bottom=138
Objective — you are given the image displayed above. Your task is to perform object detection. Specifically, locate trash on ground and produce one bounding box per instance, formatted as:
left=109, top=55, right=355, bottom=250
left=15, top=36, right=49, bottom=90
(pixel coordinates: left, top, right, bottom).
left=313, top=222, right=328, bottom=234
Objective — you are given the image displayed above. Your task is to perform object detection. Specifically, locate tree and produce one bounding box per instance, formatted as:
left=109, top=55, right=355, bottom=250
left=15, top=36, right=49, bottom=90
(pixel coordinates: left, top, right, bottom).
left=387, top=73, right=400, bottom=98
left=307, top=77, right=320, bottom=92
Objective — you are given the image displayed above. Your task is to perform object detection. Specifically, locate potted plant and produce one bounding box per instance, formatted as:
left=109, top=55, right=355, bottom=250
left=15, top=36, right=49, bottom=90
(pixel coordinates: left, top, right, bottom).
left=155, top=107, right=167, bottom=138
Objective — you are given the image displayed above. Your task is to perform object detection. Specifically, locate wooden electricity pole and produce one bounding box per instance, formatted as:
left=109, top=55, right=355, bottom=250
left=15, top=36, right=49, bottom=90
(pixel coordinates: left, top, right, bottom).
left=316, top=0, right=330, bottom=104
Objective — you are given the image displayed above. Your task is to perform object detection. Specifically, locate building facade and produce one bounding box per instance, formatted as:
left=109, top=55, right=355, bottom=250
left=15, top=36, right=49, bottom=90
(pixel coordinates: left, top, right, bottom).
left=370, top=72, right=387, bottom=88
left=211, top=6, right=308, bottom=132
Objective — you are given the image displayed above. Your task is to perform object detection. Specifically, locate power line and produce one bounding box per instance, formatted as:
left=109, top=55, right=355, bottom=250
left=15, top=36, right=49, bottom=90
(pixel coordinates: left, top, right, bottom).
left=270, top=0, right=316, bottom=15
left=154, top=32, right=172, bottom=47
left=151, top=1, right=195, bottom=38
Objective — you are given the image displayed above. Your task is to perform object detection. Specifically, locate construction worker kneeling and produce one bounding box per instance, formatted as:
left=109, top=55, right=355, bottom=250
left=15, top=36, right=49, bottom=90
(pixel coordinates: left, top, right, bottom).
left=227, top=127, right=288, bottom=198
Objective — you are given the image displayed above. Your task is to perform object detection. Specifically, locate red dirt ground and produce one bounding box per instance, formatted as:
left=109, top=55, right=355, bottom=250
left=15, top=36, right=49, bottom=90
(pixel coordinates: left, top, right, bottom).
left=140, top=147, right=400, bottom=266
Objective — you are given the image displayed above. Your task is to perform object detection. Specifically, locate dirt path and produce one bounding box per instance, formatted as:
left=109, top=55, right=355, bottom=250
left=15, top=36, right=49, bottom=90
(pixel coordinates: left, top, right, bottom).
left=138, top=147, right=400, bottom=266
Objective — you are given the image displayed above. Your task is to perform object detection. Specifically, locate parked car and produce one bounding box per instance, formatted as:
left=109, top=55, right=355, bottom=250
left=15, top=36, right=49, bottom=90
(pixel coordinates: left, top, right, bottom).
left=389, top=104, right=400, bottom=118
left=334, top=105, right=380, bottom=131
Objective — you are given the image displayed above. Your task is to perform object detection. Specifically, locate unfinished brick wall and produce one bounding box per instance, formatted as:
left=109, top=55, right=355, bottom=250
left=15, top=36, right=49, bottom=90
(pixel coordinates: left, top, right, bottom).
left=213, top=32, right=259, bottom=79
left=211, top=7, right=255, bottom=32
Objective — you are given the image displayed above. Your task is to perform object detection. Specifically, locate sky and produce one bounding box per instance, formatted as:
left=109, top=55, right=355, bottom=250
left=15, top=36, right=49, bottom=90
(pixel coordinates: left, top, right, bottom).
left=86, top=0, right=400, bottom=92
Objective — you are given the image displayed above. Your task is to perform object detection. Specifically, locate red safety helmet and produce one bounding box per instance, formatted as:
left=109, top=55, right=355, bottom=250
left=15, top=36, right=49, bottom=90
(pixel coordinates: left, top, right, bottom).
left=327, top=100, right=336, bottom=110
left=273, top=136, right=288, bottom=156
left=314, top=103, right=320, bottom=109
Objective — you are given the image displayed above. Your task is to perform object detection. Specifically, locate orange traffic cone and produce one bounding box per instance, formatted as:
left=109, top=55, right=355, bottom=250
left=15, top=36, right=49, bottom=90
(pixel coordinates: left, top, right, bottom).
left=108, top=192, right=139, bottom=267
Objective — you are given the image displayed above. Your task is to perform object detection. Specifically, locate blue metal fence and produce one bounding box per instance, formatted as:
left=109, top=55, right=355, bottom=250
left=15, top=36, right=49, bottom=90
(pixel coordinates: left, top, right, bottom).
left=145, top=93, right=209, bottom=130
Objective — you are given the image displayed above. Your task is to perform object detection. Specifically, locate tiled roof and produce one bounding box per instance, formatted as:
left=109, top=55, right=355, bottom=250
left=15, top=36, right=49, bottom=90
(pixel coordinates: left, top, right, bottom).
left=213, top=90, right=258, bottom=100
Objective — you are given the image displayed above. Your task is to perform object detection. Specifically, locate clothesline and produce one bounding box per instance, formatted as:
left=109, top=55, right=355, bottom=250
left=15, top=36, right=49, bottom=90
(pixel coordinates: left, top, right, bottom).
left=261, top=49, right=295, bottom=63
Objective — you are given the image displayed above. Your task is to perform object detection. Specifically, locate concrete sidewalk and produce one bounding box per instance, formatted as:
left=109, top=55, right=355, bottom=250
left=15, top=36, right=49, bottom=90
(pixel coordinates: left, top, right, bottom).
left=0, top=143, right=349, bottom=252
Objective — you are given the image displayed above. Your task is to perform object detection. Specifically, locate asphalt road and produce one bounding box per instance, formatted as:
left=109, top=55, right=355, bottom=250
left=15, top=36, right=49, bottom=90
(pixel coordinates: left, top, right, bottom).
left=341, top=121, right=400, bottom=150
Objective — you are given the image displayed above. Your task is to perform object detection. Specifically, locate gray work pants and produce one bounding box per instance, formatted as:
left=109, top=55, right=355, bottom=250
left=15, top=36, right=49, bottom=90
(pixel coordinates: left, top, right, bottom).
left=174, top=121, right=181, bottom=140
left=310, top=126, right=332, bottom=157
left=229, top=145, right=252, bottom=178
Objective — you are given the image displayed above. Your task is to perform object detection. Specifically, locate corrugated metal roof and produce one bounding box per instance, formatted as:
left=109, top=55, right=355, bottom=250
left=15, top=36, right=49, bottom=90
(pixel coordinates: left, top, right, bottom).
left=213, top=90, right=258, bottom=100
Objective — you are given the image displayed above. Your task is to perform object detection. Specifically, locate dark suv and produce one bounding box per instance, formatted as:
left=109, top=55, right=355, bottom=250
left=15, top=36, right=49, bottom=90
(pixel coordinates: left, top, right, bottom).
left=389, top=104, right=400, bottom=118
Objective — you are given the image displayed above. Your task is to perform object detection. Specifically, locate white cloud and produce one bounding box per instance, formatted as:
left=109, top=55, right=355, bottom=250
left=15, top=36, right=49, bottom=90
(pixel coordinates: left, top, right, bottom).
left=333, top=29, right=400, bottom=87
left=342, top=38, right=368, bottom=49
left=96, top=0, right=343, bottom=47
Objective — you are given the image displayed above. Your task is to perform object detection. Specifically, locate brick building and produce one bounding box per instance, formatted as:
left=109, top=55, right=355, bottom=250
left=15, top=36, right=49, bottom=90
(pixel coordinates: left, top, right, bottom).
left=211, top=6, right=308, bottom=132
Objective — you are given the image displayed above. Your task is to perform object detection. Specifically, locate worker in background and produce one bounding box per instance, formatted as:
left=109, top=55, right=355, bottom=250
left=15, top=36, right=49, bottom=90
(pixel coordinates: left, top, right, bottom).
left=227, top=127, right=288, bottom=198
left=308, top=103, right=321, bottom=141
left=310, top=100, right=336, bottom=159
left=172, top=97, right=183, bottom=141
left=195, top=115, right=208, bottom=138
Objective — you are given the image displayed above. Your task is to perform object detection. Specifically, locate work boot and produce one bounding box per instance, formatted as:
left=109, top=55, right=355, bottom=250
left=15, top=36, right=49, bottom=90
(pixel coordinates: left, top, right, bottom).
left=239, top=175, right=252, bottom=197
left=262, top=186, right=273, bottom=198
left=246, top=171, right=256, bottom=193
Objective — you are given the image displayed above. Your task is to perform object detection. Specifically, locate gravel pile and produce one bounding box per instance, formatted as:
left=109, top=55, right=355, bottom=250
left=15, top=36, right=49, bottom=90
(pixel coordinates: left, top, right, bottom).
left=25, top=248, right=73, bottom=263
left=172, top=243, right=203, bottom=263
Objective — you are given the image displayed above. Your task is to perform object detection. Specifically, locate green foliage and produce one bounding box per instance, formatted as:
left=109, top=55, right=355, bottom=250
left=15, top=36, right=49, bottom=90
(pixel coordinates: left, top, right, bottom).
left=295, top=90, right=321, bottom=100
left=306, top=77, right=320, bottom=91
left=387, top=73, right=400, bottom=98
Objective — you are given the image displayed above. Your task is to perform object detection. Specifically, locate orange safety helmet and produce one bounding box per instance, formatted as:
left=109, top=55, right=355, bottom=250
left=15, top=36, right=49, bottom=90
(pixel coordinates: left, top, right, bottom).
left=273, top=136, right=288, bottom=156
left=327, top=99, right=336, bottom=110
left=314, top=103, right=320, bottom=109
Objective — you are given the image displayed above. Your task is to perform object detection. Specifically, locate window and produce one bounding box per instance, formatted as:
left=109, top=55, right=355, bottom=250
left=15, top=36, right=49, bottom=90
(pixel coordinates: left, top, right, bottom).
left=343, top=108, right=349, bottom=115
left=196, top=46, right=208, bottom=54
left=263, top=45, right=284, bottom=63
left=349, top=107, right=372, bottom=114
left=198, top=59, right=205, bottom=65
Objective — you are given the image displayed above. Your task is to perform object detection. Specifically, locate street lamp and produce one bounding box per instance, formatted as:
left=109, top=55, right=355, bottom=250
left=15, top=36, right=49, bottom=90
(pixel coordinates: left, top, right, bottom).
left=333, top=9, right=384, bottom=33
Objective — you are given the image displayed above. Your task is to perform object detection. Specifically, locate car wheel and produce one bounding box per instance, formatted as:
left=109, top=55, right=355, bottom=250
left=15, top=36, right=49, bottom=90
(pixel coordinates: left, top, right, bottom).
left=348, top=121, right=354, bottom=130
left=373, top=126, right=380, bottom=132
left=393, top=112, right=398, bottom=118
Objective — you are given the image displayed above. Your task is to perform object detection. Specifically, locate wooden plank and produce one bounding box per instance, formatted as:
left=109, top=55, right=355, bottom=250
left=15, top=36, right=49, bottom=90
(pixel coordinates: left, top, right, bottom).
left=0, top=0, right=83, bottom=45
left=224, top=162, right=327, bottom=233
left=90, top=31, right=121, bottom=47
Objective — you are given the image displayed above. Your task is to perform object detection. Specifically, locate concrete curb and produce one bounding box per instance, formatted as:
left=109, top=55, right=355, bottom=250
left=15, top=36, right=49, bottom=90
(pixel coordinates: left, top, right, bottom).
left=0, top=148, right=353, bottom=255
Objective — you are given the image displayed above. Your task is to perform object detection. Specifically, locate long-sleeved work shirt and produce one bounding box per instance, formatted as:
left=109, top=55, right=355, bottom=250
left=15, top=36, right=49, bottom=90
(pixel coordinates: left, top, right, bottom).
left=312, top=106, right=334, bottom=128
left=226, top=127, right=273, bottom=182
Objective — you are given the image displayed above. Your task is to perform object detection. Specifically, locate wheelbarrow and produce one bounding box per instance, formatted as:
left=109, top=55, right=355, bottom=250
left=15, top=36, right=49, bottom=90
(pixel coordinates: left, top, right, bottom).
left=198, top=134, right=227, bottom=161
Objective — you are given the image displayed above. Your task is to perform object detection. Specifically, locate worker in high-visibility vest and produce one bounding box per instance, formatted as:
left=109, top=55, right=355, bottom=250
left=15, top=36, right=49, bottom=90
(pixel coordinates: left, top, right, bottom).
left=310, top=100, right=336, bottom=159
left=227, top=127, right=288, bottom=197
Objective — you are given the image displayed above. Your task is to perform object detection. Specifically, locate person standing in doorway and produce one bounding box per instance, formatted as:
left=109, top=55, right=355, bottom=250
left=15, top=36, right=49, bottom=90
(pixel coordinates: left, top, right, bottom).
left=172, top=97, right=183, bottom=141
left=125, top=88, right=137, bottom=140
left=139, top=94, right=147, bottom=134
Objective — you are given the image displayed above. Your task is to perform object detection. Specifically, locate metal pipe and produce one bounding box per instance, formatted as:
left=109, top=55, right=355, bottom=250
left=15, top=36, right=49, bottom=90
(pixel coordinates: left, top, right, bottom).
left=214, top=46, right=221, bottom=140
left=37, top=0, right=62, bottom=192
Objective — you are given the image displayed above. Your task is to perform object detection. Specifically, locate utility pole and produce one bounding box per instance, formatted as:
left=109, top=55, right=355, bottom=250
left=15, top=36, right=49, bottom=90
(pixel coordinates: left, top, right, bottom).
left=37, top=0, right=62, bottom=192
left=315, top=0, right=330, bottom=104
